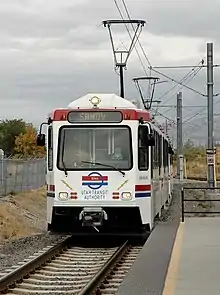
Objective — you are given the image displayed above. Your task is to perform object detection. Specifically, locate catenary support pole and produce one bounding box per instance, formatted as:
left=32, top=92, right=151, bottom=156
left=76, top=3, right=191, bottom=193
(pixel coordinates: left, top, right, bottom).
left=177, top=92, right=183, bottom=180
left=207, top=42, right=215, bottom=188
left=119, top=65, right=125, bottom=98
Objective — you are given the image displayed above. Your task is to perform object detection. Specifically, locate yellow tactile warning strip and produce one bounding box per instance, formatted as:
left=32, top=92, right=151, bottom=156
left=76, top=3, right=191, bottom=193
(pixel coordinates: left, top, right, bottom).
left=162, top=222, right=184, bottom=295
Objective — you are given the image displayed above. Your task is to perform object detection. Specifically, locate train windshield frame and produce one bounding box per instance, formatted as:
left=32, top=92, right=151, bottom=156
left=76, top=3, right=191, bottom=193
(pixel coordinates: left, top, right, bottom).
left=57, top=125, right=133, bottom=171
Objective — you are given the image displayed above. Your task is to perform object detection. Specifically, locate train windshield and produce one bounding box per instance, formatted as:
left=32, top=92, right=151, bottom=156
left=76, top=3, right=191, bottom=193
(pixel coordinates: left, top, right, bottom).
left=57, top=126, right=132, bottom=171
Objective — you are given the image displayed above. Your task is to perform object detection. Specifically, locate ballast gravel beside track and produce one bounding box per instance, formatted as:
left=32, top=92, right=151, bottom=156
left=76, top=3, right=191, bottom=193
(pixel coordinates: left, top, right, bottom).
left=0, top=233, right=68, bottom=274
left=0, top=236, right=143, bottom=295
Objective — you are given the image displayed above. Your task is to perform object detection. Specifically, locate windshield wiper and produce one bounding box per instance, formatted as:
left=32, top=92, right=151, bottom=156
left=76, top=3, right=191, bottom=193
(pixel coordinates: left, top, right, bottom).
left=61, top=130, right=68, bottom=177
left=62, top=159, right=68, bottom=177
left=81, top=161, right=125, bottom=176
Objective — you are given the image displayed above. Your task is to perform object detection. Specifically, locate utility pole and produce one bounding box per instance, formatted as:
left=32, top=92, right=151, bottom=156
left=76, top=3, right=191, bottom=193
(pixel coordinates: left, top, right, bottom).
left=149, top=43, right=219, bottom=186
left=177, top=92, right=183, bottom=181
left=207, top=42, right=215, bottom=188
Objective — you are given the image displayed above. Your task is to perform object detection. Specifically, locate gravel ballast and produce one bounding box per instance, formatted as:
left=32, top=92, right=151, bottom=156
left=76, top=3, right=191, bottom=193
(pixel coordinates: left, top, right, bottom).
left=0, top=232, right=67, bottom=273
left=0, top=179, right=214, bottom=274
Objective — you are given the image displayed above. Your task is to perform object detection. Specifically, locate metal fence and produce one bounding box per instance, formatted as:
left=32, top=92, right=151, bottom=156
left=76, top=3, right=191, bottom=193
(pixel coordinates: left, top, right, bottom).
left=0, top=157, right=46, bottom=196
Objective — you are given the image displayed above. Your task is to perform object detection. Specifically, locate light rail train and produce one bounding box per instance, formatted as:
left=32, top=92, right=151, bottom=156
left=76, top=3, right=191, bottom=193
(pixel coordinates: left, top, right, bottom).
left=37, top=93, right=174, bottom=237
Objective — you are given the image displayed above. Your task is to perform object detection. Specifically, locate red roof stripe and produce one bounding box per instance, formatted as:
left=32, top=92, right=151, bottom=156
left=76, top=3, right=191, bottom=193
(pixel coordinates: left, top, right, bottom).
left=52, top=109, right=150, bottom=121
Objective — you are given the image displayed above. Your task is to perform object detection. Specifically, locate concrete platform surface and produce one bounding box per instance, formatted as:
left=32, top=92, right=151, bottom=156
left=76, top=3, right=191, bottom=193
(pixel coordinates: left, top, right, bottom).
left=163, top=217, right=220, bottom=295
left=115, top=220, right=179, bottom=295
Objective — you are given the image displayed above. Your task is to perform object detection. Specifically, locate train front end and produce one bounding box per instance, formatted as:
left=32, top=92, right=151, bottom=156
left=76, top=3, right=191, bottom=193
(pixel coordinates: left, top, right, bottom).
left=38, top=94, right=153, bottom=237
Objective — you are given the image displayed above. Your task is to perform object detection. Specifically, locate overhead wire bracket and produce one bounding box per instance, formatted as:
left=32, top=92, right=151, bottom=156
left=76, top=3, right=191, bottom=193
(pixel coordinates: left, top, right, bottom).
left=133, top=76, right=163, bottom=110
left=102, top=19, right=145, bottom=98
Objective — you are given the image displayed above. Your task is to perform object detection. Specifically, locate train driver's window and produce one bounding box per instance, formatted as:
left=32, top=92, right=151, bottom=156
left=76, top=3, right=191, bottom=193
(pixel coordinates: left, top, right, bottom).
left=138, top=125, right=149, bottom=171
left=48, top=126, right=53, bottom=171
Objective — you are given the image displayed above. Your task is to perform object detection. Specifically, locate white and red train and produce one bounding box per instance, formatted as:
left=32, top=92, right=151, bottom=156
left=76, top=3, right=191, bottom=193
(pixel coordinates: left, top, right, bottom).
left=37, top=93, right=174, bottom=237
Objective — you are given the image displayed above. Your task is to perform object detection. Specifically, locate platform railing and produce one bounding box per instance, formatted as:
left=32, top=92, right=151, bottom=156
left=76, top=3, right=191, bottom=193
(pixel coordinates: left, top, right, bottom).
left=181, top=187, right=220, bottom=222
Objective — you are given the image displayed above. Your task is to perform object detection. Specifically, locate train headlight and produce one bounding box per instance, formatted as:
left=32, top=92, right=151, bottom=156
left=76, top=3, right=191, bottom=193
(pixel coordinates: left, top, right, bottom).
left=121, top=192, right=132, bottom=200
left=90, top=96, right=101, bottom=107
left=58, top=192, right=69, bottom=200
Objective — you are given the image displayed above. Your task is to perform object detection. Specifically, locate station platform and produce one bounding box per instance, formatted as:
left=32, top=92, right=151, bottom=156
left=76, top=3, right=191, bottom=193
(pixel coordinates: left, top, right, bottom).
left=116, top=217, right=220, bottom=295
left=163, top=217, right=220, bottom=295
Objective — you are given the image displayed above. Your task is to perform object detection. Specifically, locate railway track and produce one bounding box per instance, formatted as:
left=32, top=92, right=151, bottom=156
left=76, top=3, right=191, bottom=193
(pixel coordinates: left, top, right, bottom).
left=0, top=236, right=142, bottom=295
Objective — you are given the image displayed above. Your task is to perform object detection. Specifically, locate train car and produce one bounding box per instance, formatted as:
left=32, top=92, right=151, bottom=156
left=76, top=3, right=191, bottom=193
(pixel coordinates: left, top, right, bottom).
left=37, top=93, right=174, bottom=237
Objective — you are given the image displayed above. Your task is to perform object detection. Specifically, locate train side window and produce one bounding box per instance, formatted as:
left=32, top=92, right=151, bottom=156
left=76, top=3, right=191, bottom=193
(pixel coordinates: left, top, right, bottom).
left=158, top=134, right=162, bottom=175
left=48, top=126, right=53, bottom=171
left=156, top=132, right=159, bottom=168
left=163, top=138, right=166, bottom=172
left=156, top=131, right=159, bottom=168
left=138, top=125, right=149, bottom=171
left=151, top=130, right=156, bottom=177
left=151, top=146, right=153, bottom=177
left=165, top=140, right=168, bottom=168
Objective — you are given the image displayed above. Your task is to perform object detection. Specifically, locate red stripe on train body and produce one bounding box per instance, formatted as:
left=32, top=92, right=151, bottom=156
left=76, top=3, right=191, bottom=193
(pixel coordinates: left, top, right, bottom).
left=82, top=176, right=108, bottom=181
left=135, top=184, right=151, bottom=191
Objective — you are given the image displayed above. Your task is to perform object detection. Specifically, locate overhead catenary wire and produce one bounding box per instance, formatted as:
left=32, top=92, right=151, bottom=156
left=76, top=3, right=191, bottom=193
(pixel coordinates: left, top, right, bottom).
left=159, top=61, right=204, bottom=106
left=151, top=108, right=176, bottom=125
left=120, top=0, right=152, bottom=68
left=161, top=65, right=204, bottom=116
left=119, top=0, right=202, bottom=111
left=181, top=91, right=220, bottom=125
left=113, top=0, right=220, bottom=136
left=119, top=1, right=207, bottom=99
left=116, top=0, right=208, bottom=118
left=150, top=67, right=206, bottom=97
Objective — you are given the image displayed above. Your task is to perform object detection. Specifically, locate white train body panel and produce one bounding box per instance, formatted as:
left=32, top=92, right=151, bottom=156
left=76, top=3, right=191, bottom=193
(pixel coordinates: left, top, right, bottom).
left=44, top=93, right=174, bottom=233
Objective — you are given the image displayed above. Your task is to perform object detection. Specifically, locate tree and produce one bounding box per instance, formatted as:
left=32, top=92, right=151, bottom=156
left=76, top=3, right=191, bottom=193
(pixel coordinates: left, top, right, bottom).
left=183, top=139, right=194, bottom=149
left=0, top=119, right=26, bottom=157
left=14, top=124, right=46, bottom=158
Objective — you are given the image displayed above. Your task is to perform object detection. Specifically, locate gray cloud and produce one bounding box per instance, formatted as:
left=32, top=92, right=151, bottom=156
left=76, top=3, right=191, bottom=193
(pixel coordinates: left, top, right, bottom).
left=0, top=0, right=219, bottom=145
left=126, top=0, right=220, bottom=40
left=0, top=0, right=87, bottom=37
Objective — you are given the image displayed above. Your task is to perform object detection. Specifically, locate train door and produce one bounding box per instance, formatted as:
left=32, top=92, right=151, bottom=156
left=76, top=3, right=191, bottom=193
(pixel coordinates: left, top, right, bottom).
left=47, top=125, right=54, bottom=225
left=168, top=153, right=172, bottom=203
left=137, top=124, right=152, bottom=227
left=163, top=138, right=169, bottom=206
left=151, top=130, right=161, bottom=219
left=158, top=134, right=163, bottom=216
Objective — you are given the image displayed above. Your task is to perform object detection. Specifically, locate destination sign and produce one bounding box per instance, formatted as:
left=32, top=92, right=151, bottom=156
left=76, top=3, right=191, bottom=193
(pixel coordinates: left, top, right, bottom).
left=67, top=111, right=122, bottom=123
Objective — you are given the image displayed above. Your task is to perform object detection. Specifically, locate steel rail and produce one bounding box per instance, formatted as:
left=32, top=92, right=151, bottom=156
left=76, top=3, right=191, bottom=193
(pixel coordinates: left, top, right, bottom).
left=0, top=236, right=72, bottom=293
left=78, top=240, right=129, bottom=295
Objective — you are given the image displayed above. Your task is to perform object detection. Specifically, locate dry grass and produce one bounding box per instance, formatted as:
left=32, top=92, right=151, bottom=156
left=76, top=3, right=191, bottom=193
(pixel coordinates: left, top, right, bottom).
left=173, top=155, right=220, bottom=180
left=186, top=161, right=208, bottom=178
left=185, top=161, right=220, bottom=179
left=0, top=187, right=46, bottom=243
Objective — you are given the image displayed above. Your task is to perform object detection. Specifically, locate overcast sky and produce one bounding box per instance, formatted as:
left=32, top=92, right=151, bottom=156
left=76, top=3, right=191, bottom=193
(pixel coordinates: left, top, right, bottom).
left=0, top=0, right=220, bottom=144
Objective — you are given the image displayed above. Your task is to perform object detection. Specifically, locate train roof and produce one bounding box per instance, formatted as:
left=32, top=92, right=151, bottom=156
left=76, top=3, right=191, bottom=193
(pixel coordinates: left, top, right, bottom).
left=47, top=93, right=172, bottom=145
left=48, top=93, right=151, bottom=121
left=67, top=93, right=139, bottom=109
